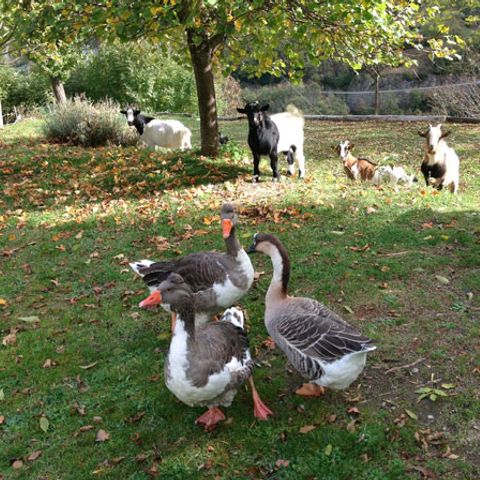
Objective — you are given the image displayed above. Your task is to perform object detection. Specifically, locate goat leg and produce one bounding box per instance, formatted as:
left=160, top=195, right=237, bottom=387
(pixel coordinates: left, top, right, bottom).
left=270, top=153, right=280, bottom=181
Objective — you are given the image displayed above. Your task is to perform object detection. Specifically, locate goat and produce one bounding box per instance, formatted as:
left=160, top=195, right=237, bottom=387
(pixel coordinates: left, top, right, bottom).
left=120, top=108, right=192, bottom=150
left=418, top=124, right=459, bottom=194
left=219, top=132, right=229, bottom=145
left=334, top=141, right=377, bottom=181
left=237, top=102, right=305, bottom=182
left=334, top=141, right=417, bottom=187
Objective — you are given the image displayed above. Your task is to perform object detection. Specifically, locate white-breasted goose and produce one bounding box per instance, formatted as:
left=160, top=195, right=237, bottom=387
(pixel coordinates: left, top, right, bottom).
left=248, top=233, right=376, bottom=397
left=130, top=203, right=254, bottom=331
left=140, top=273, right=272, bottom=431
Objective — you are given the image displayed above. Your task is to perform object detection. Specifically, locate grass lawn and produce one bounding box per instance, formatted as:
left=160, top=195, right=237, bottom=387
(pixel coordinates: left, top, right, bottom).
left=1, top=115, right=479, bottom=479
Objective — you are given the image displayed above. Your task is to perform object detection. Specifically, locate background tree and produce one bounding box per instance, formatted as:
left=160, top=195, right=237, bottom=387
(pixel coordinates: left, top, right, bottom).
left=4, top=0, right=460, bottom=155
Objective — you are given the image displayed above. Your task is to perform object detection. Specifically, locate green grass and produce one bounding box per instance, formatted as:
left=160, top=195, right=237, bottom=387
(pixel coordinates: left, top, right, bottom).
left=1, top=117, right=479, bottom=479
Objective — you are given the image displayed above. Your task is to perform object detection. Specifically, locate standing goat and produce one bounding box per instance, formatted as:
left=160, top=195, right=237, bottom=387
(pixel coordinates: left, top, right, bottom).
left=237, top=102, right=305, bottom=182
left=418, top=124, right=459, bottom=194
left=120, top=108, right=192, bottom=150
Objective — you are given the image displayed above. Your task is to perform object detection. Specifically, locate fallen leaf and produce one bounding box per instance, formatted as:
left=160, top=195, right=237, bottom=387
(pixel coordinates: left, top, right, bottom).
left=324, top=444, right=333, bottom=456
left=0, top=389, right=4, bottom=401
left=405, top=409, right=418, bottom=420
left=39, top=416, right=49, bottom=433
left=343, top=305, right=354, bottom=314
left=2, top=332, right=17, bottom=346
left=0, top=415, right=5, bottom=424
left=299, top=425, right=316, bottom=434
left=96, top=429, right=110, bottom=442
left=0, top=298, right=7, bottom=306
left=93, top=416, right=103, bottom=423
left=19, top=316, right=40, bottom=323
left=12, top=460, right=23, bottom=469
left=80, top=425, right=94, bottom=432
left=43, top=358, right=56, bottom=368
left=80, top=361, right=98, bottom=370
left=27, top=450, right=42, bottom=462
left=326, top=414, right=337, bottom=424
left=435, top=275, right=449, bottom=285
left=275, top=459, right=289, bottom=468
left=346, top=419, right=357, bottom=433
left=347, top=406, right=361, bottom=415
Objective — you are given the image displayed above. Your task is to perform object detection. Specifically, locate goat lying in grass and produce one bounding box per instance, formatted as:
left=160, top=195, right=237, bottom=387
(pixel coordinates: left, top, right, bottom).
left=121, top=108, right=192, bottom=150
left=418, top=124, right=459, bottom=194
left=334, top=141, right=377, bottom=181
left=334, top=141, right=417, bottom=186
left=237, top=102, right=305, bottom=182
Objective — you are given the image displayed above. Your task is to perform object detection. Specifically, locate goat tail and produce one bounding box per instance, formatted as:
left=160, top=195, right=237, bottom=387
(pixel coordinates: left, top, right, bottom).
left=285, top=104, right=305, bottom=123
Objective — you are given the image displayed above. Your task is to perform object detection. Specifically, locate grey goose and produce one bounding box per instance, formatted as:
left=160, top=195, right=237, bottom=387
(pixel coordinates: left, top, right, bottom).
left=130, top=203, right=254, bottom=330
left=140, top=273, right=272, bottom=431
left=248, top=233, right=376, bottom=396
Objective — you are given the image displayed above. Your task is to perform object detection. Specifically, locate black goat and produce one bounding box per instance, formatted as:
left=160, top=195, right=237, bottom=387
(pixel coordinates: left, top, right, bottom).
left=237, top=102, right=305, bottom=182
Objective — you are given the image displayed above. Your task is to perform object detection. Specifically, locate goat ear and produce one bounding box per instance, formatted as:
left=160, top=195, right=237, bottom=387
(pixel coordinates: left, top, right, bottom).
left=418, top=130, right=427, bottom=137
left=134, top=109, right=140, bottom=115
left=237, top=108, right=246, bottom=114
left=260, top=104, right=270, bottom=111
left=349, top=143, right=355, bottom=149
left=120, top=110, right=126, bottom=115
left=440, top=130, right=451, bottom=139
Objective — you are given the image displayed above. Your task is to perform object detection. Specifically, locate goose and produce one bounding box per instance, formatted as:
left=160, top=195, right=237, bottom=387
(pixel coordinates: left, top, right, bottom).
left=248, top=233, right=376, bottom=397
left=140, top=273, right=272, bottom=430
left=130, top=203, right=254, bottom=330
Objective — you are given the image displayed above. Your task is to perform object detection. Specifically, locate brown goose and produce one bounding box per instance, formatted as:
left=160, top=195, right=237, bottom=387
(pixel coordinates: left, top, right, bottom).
left=130, top=203, right=254, bottom=330
left=248, top=234, right=376, bottom=397
left=140, top=273, right=272, bottom=431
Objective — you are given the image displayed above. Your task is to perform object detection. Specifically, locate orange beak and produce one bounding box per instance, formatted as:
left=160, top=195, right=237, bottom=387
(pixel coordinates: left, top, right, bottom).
left=222, top=219, right=233, bottom=239
left=139, top=290, right=162, bottom=309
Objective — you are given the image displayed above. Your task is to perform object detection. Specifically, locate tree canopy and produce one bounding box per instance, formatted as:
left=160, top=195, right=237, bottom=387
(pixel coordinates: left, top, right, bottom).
left=1, top=0, right=461, bottom=154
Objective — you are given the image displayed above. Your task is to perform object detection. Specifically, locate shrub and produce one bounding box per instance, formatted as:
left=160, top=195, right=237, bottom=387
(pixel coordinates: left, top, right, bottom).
left=43, top=98, right=137, bottom=147
left=65, top=42, right=198, bottom=114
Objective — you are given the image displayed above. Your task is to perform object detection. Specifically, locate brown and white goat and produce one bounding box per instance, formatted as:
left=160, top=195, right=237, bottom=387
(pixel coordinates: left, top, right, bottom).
left=334, top=141, right=377, bottom=181
left=334, top=141, right=417, bottom=186
left=418, top=124, right=459, bottom=194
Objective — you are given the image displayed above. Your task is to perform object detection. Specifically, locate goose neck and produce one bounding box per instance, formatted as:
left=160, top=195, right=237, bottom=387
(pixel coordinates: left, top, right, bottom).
left=267, top=244, right=290, bottom=298
left=224, top=226, right=241, bottom=256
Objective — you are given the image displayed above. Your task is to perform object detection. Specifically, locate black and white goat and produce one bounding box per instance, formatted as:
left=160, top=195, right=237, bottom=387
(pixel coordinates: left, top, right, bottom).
left=418, top=124, right=459, bottom=194
left=237, top=102, right=305, bottom=182
left=120, top=108, right=191, bottom=150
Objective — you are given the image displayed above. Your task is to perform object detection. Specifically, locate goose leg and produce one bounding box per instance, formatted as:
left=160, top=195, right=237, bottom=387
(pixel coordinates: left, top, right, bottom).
left=295, top=383, right=326, bottom=397
left=171, top=312, right=177, bottom=334
left=195, top=407, right=225, bottom=431
left=248, top=377, right=273, bottom=420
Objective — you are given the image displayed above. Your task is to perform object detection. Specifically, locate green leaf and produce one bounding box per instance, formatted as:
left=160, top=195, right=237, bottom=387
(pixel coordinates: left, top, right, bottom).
left=433, top=389, right=448, bottom=397
left=415, top=387, right=432, bottom=394
left=39, top=416, right=49, bottom=433
left=405, top=409, right=417, bottom=420
left=441, top=383, right=455, bottom=390
left=19, top=316, right=40, bottom=323
left=429, top=393, right=437, bottom=401
left=324, top=444, right=333, bottom=456
left=435, top=275, right=450, bottom=285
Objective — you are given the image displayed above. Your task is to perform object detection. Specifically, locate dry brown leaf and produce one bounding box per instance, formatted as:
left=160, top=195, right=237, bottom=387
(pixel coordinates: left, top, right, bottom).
left=80, top=361, right=98, bottom=370
left=80, top=425, right=94, bottom=432
left=299, top=425, right=316, bottom=434
left=95, top=429, right=110, bottom=442
left=346, top=406, right=361, bottom=415
left=326, top=414, right=337, bottom=424
left=27, top=450, right=42, bottom=462
left=2, top=332, right=17, bottom=346
left=0, top=415, right=5, bottom=425
left=346, top=419, right=357, bottom=433
left=42, top=358, right=56, bottom=369
left=12, top=460, right=23, bottom=469
left=275, top=459, right=290, bottom=469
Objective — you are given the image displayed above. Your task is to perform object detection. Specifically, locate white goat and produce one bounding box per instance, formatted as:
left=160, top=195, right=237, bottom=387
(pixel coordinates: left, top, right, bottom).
left=418, top=124, right=459, bottom=194
left=121, top=108, right=192, bottom=150
left=373, top=166, right=417, bottom=186
left=271, top=105, right=306, bottom=178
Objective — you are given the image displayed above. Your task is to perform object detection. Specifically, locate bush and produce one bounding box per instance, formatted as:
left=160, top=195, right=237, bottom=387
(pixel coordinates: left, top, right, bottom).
left=43, top=98, right=137, bottom=147
left=65, top=42, right=198, bottom=114
left=0, top=64, right=51, bottom=119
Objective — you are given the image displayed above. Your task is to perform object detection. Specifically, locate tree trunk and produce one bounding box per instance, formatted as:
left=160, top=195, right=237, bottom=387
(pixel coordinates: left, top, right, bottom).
left=374, top=73, right=380, bottom=115
left=187, top=29, right=219, bottom=157
left=50, top=76, right=67, bottom=104
left=0, top=99, right=3, bottom=128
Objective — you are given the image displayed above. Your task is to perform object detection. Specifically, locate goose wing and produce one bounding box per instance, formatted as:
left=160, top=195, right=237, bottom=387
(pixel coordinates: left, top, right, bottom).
left=136, top=252, right=229, bottom=293
left=187, top=322, right=252, bottom=389
left=274, top=305, right=374, bottom=366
